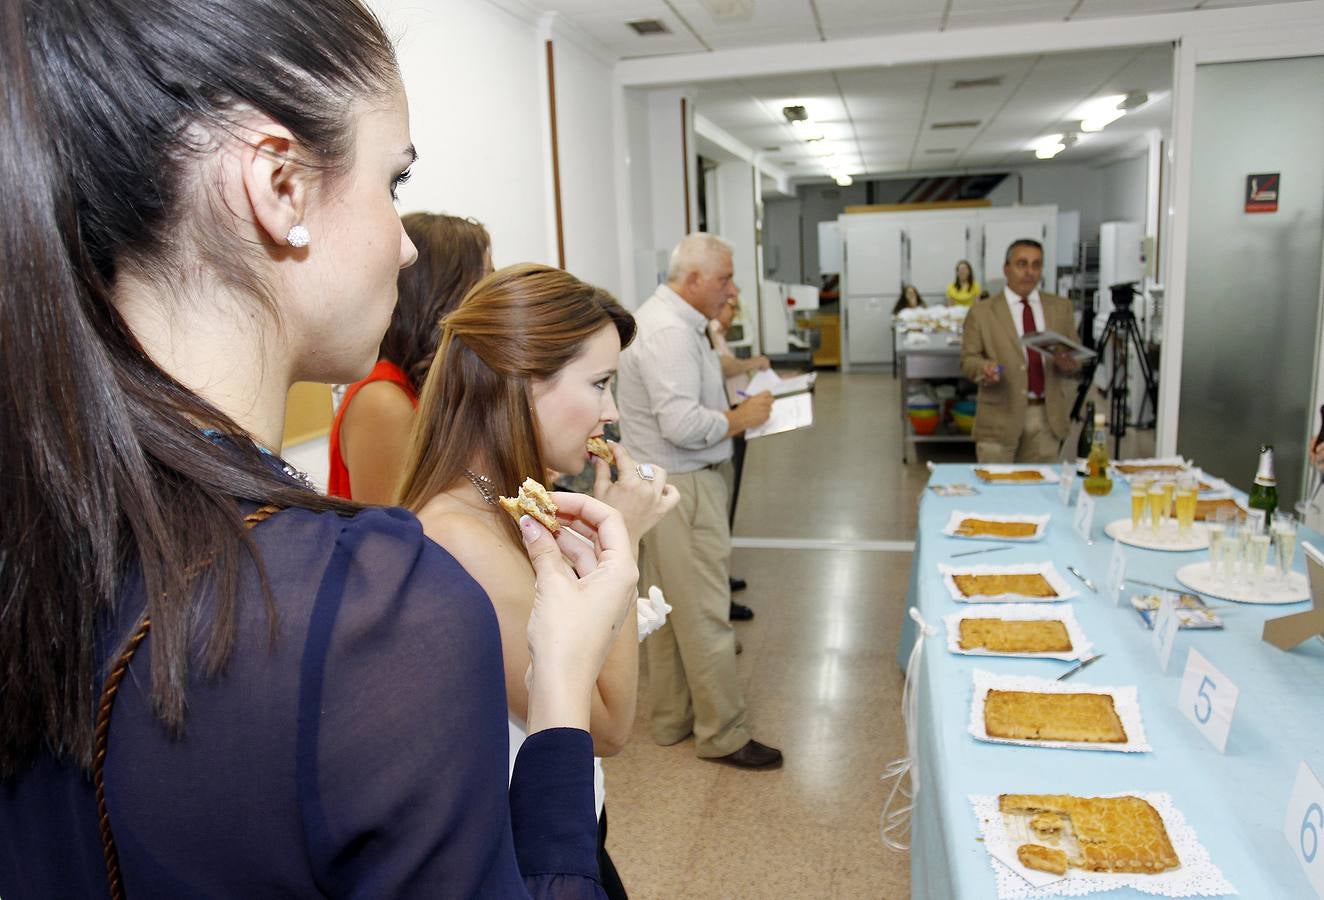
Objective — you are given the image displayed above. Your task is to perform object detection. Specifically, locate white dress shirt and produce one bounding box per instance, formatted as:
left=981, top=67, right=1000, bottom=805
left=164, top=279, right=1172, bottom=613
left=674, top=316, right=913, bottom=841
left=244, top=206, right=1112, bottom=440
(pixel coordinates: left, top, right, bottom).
left=616, top=284, right=732, bottom=473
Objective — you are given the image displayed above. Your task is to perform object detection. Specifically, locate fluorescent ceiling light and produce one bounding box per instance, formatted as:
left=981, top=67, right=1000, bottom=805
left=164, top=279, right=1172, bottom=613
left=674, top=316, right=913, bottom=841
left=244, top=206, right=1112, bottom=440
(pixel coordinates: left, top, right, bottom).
left=791, top=118, right=824, bottom=142
left=1030, top=133, right=1066, bottom=159
left=834, top=174, right=853, bottom=187
left=1074, top=94, right=1127, bottom=133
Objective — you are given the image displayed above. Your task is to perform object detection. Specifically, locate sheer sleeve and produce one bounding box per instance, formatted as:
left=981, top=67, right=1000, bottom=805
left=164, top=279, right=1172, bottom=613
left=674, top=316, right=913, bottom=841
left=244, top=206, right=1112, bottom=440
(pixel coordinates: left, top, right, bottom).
left=297, top=508, right=604, bottom=898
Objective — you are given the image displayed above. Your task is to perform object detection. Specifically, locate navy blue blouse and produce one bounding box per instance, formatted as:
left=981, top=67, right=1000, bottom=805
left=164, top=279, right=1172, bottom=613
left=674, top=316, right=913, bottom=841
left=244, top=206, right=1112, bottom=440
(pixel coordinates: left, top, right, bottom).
left=0, top=505, right=604, bottom=898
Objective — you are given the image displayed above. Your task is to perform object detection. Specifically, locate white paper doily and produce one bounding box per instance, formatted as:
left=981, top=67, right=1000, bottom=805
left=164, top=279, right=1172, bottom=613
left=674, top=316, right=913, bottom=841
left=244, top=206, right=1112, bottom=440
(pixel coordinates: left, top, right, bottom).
left=969, top=670, right=1151, bottom=753
left=1111, top=457, right=1192, bottom=480
left=1105, top=519, right=1210, bottom=552
left=944, top=605, right=1092, bottom=661
left=973, top=465, right=1061, bottom=485
left=1175, top=561, right=1310, bottom=605
left=944, top=511, right=1051, bottom=542
left=970, top=792, right=1237, bottom=898
left=938, top=562, right=1078, bottom=603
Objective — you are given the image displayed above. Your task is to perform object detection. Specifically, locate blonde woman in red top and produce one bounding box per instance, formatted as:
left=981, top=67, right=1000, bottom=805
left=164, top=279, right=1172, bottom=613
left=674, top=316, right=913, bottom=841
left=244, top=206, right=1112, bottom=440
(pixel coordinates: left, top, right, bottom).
left=329, top=212, right=492, bottom=500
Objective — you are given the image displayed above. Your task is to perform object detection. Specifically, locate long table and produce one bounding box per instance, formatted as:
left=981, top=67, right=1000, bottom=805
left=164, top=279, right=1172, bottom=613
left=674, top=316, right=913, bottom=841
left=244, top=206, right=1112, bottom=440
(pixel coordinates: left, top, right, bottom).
left=898, top=464, right=1324, bottom=898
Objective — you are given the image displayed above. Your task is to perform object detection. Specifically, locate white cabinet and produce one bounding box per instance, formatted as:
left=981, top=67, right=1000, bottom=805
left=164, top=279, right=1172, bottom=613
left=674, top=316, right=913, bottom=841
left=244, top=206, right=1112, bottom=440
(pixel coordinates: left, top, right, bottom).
left=981, top=218, right=1050, bottom=294
left=843, top=219, right=903, bottom=297
left=906, top=220, right=971, bottom=298
left=845, top=296, right=894, bottom=365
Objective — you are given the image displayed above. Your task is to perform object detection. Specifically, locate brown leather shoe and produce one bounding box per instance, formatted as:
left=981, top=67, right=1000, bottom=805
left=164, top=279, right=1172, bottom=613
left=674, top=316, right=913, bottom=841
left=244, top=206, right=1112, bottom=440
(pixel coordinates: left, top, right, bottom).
left=707, top=739, right=783, bottom=770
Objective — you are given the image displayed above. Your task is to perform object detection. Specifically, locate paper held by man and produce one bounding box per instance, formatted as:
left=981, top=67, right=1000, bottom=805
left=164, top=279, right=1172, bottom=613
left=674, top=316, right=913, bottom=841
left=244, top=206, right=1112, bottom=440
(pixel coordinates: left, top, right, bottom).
left=742, top=368, right=816, bottom=440
left=1020, top=330, right=1097, bottom=363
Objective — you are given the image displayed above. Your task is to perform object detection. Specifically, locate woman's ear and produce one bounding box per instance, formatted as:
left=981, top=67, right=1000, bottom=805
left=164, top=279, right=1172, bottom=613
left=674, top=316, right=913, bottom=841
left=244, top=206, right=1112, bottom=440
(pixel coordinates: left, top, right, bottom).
left=239, top=124, right=312, bottom=250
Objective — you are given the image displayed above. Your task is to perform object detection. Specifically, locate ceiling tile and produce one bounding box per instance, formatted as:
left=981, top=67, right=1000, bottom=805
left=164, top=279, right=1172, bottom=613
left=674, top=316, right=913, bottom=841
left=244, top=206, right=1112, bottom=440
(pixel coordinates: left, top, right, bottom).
left=1072, top=0, right=1196, bottom=17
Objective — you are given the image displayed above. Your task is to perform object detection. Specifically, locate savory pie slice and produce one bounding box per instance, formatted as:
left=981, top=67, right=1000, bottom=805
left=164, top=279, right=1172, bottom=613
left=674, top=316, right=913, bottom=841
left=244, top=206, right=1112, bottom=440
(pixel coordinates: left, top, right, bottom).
left=1017, top=843, right=1069, bottom=875
left=1194, top=497, right=1245, bottom=522
left=983, top=690, right=1127, bottom=743
left=974, top=468, right=1045, bottom=483
left=952, top=574, right=1058, bottom=600
left=1029, top=812, right=1064, bottom=838
left=999, top=794, right=1180, bottom=875
left=954, top=518, right=1040, bottom=539
left=1114, top=463, right=1187, bottom=476
left=959, top=618, right=1072, bottom=653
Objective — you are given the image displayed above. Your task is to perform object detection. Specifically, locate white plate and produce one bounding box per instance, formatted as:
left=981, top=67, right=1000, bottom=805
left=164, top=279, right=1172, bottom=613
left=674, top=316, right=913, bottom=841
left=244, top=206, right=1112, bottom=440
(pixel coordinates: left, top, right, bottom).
left=938, top=562, right=1078, bottom=603
left=971, top=465, right=1060, bottom=485
left=969, top=670, right=1151, bottom=753
left=1104, top=518, right=1210, bottom=552
left=943, top=511, right=1050, bottom=542
left=1175, top=560, right=1310, bottom=604
left=943, top=605, right=1092, bottom=661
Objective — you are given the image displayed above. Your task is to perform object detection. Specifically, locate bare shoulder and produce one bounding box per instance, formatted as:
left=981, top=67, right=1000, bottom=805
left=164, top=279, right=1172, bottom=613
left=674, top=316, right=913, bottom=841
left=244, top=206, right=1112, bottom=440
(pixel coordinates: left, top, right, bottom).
left=415, top=497, right=531, bottom=605
left=343, top=379, right=415, bottom=429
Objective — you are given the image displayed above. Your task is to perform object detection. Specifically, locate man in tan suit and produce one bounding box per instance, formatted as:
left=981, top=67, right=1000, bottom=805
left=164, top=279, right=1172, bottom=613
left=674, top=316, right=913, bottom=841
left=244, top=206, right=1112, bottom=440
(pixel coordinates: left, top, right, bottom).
left=960, top=239, right=1081, bottom=463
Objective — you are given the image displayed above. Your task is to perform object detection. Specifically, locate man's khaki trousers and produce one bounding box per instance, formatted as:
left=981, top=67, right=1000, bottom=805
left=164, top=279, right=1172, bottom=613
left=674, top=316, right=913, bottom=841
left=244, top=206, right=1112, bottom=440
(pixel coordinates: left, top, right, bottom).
left=638, top=465, right=749, bottom=758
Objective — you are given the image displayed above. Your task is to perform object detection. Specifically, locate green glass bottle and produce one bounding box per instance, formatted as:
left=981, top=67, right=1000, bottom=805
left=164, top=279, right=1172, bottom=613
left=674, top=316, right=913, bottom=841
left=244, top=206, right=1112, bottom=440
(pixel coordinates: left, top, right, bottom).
left=1247, top=444, right=1278, bottom=534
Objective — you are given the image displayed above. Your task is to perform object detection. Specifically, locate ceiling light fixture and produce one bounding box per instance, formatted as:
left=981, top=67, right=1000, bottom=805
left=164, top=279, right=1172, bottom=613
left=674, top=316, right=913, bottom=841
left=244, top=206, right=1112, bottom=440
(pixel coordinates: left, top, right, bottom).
left=1075, top=94, right=1128, bottom=133
left=1030, top=133, right=1067, bottom=159
left=834, top=174, right=853, bottom=187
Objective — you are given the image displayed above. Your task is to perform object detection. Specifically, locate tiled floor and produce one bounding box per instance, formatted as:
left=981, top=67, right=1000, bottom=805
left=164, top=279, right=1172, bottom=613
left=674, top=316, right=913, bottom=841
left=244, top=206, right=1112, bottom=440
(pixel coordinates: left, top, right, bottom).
left=603, top=370, right=1157, bottom=898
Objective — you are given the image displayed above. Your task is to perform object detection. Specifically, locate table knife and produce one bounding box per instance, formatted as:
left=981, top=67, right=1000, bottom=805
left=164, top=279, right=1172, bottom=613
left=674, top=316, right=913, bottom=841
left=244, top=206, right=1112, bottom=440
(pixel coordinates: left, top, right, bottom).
left=950, top=545, right=1012, bottom=558
left=1057, top=653, right=1104, bottom=681
left=1067, top=565, right=1098, bottom=593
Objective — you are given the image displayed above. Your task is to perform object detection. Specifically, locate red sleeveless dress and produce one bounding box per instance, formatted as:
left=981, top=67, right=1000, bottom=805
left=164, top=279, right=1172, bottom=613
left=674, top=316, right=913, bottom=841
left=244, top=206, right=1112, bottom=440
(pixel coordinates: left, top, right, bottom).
left=327, top=359, right=418, bottom=499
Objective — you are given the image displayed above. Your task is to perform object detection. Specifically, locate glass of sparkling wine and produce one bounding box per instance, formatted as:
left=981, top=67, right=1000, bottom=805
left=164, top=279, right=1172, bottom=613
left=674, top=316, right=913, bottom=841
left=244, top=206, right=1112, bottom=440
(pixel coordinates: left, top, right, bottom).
left=1273, top=512, right=1298, bottom=584
left=1160, top=478, right=1177, bottom=522
left=1130, top=482, right=1148, bottom=532
left=1147, top=481, right=1167, bottom=534
left=1206, top=519, right=1226, bottom=578
left=1247, top=532, right=1271, bottom=588
left=1175, top=477, right=1198, bottom=535
left=1217, top=516, right=1240, bottom=582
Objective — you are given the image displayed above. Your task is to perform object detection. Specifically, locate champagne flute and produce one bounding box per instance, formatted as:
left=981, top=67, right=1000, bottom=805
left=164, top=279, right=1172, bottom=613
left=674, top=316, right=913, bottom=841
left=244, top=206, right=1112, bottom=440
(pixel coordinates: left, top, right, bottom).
left=1175, top=477, right=1198, bottom=535
left=1273, top=512, right=1298, bottom=585
left=1247, top=533, right=1271, bottom=589
left=1130, top=482, right=1148, bottom=532
left=1147, top=481, right=1167, bottom=534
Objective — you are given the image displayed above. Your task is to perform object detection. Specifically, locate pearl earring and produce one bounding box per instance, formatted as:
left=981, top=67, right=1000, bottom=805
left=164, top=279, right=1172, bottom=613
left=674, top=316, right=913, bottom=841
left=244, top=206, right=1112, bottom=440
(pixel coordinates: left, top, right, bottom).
left=286, top=224, right=310, bottom=248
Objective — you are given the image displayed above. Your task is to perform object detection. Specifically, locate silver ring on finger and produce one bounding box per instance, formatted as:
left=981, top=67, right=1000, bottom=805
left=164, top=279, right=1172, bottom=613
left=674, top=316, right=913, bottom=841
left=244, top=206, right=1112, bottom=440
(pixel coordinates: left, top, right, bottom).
left=636, top=463, right=656, bottom=481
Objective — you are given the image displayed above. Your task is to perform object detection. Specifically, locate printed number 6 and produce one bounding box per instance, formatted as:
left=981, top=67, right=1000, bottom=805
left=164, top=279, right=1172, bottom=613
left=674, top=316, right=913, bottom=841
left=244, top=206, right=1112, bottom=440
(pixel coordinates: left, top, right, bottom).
left=1303, top=802, right=1323, bottom=864
left=1194, top=675, right=1216, bottom=724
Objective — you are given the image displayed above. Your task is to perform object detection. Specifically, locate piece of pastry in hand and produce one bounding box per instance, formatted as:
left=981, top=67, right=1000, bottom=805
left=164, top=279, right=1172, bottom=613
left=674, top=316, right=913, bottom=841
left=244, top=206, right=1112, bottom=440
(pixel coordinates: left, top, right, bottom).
left=586, top=436, right=614, bottom=464
left=498, top=477, right=561, bottom=534
left=1017, top=843, right=1068, bottom=876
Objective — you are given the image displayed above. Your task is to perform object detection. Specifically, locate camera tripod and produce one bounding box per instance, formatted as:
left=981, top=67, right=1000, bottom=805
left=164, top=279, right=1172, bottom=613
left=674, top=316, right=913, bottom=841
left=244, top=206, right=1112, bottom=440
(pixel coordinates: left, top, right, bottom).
left=1071, top=283, right=1159, bottom=458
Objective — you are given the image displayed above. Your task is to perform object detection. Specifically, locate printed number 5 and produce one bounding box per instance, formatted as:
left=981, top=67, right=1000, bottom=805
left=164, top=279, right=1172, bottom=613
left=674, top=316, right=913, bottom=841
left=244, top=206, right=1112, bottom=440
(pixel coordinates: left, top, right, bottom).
left=1304, top=802, right=1323, bottom=864
left=1194, top=675, right=1216, bottom=724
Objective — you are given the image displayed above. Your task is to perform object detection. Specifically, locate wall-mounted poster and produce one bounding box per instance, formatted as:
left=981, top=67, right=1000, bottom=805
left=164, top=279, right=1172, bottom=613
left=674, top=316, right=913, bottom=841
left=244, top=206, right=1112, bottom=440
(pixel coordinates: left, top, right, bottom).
left=1245, top=173, right=1280, bottom=213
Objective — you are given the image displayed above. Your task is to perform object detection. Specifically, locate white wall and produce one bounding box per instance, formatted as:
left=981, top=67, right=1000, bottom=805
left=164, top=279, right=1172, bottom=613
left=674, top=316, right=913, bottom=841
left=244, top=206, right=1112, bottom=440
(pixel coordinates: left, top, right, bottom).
left=369, top=1, right=621, bottom=297
left=714, top=160, right=759, bottom=349
left=1099, top=154, right=1148, bottom=229
left=374, top=0, right=549, bottom=265
left=544, top=18, right=622, bottom=297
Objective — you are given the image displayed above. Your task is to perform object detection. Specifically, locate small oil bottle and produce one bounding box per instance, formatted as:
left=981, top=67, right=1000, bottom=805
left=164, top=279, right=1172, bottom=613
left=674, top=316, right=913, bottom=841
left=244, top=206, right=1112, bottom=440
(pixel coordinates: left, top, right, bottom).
left=1083, top=413, right=1113, bottom=497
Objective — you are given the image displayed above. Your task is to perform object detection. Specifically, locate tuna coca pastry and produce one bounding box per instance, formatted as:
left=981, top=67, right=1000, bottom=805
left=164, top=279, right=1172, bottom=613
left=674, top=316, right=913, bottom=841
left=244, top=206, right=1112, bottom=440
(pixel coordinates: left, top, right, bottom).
left=999, top=794, right=1180, bottom=875
left=958, top=618, right=1072, bottom=653
left=952, top=573, right=1058, bottom=600
left=498, top=478, right=561, bottom=535
left=983, top=690, right=1127, bottom=743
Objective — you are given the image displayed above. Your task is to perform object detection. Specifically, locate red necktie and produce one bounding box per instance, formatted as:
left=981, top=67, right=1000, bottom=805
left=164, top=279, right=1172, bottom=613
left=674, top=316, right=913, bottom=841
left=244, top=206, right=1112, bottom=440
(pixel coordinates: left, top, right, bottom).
left=1022, top=299, right=1045, bottom=397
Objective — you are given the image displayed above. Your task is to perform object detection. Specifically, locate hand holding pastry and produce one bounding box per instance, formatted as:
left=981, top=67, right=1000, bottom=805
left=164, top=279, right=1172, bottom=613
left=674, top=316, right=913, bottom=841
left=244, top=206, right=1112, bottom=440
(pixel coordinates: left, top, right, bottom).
left=518, top=491, right=639, bottom=735
left=591, top=441, right=678, bottom=546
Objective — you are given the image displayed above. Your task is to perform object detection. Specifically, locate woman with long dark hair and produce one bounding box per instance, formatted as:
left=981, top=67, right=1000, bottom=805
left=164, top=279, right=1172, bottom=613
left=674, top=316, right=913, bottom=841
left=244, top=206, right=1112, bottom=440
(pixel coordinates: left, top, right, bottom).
left=0, top=1, right=634, bottom=896
left=397, top=263, right=680, bottom=899
left=946, top=258, right=981, bottom=306
left=329, top=212, right=492, bottom=501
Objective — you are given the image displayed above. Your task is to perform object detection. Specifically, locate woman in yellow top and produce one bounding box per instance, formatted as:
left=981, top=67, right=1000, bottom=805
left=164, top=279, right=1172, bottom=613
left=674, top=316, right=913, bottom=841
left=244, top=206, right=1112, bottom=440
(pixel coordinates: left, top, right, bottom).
left=946, top=259, right=980, bottom=306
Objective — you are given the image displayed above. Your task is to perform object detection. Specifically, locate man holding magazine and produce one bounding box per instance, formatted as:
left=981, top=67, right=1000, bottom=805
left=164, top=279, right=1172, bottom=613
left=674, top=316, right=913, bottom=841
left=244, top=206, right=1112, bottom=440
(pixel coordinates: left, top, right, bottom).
left=960, top=238, right=1084, bottom=463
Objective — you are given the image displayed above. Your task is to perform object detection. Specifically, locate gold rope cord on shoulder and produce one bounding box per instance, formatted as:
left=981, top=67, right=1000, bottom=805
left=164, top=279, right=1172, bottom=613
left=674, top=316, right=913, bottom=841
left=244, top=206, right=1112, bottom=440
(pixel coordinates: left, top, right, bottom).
left=94, top=503, right=281, bottom=900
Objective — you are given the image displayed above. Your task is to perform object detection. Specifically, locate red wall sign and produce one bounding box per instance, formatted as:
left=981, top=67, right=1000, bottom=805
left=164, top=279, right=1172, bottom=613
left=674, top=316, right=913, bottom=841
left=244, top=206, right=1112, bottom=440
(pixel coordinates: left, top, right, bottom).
left=1245, top=173, right=1280, bottom=213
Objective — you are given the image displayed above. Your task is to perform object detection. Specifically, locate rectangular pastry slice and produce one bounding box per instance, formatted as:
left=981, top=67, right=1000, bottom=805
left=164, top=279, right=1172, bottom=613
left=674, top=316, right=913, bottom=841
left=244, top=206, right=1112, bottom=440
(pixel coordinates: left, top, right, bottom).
left=983, top=690, right=1127, bottom=743
left=954, top=518, right=1039, bottom=538
left=974, top=468, right=1045, bottom=483
left=958, top=618, right=1072, bottom=653
left=998, top=794, right=1180, bottom=875
left=1017, top=843, right=1068, bottom=875
left=951, top=573, right=1058, bottom=599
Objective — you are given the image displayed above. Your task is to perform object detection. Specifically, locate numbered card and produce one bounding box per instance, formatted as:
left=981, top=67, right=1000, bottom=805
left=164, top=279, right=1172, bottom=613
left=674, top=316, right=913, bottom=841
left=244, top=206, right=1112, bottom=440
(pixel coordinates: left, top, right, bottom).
left=1073, top=491, right=1096, bottom=543
left=1151, top=593, right=1179, bottom=672
left=1284, top=761, right=1324, bottom=898
left=1106, top=540, right=1126, bottom=607
left=1058, top=462, right=1074, bottom=506
left=1177, top=648, right=1239, bottom=753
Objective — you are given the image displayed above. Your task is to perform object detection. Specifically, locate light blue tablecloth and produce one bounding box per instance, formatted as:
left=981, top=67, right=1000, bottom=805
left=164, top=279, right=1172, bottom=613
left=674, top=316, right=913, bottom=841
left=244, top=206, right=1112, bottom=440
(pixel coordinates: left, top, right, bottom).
left=900, top=464, right=1324, bottom=899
